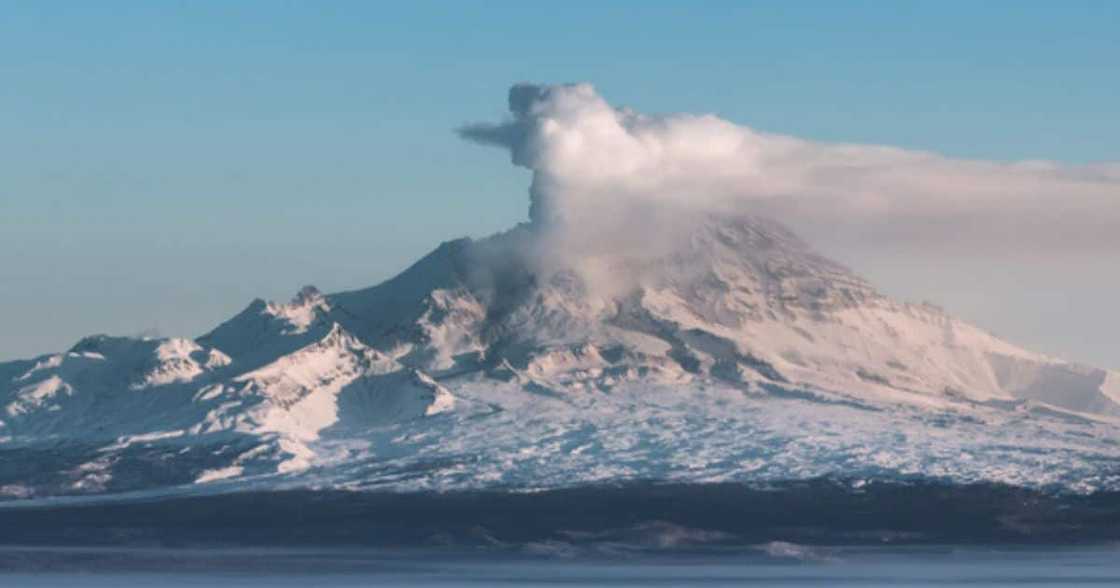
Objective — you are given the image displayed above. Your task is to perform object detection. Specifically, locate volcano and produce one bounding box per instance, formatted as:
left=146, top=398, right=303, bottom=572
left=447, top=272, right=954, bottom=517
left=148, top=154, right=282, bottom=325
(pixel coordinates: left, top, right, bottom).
left=3, top=85, right=1119, bottom=548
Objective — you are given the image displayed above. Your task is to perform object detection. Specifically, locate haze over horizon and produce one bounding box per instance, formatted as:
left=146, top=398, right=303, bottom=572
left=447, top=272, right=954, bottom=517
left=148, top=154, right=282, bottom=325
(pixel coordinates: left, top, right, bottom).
left=2, top=2, right=1118, bottom=369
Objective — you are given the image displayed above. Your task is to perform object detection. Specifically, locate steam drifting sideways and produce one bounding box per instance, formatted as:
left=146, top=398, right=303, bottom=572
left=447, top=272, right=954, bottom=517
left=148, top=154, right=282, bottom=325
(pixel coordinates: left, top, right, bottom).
left=460, top=83, right=1120, bottom=258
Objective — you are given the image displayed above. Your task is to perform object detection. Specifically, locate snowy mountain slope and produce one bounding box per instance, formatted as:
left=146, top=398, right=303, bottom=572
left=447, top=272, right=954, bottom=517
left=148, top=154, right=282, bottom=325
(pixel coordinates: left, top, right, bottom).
left=327, top=214, right=1120, bottom=417
left=0, top=309, right=458, bottom=495
left=2, top=214, right=1119, bottom=500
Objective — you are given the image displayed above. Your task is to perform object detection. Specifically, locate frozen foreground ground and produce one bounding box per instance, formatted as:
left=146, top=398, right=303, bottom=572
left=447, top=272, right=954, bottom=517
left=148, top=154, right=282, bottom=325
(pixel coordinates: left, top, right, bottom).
left=2, top=545, right=1120, bottom=587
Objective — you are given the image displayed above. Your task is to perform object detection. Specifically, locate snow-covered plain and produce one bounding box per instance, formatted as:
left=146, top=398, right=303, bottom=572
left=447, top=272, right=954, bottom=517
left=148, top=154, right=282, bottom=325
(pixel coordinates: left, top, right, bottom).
left=2, top=214, right=1119, bottom=501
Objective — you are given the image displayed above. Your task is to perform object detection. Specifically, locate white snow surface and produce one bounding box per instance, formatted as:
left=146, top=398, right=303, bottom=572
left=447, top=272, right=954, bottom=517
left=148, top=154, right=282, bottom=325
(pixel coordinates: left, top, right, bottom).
left=2, top=215, right=1119, bottom=499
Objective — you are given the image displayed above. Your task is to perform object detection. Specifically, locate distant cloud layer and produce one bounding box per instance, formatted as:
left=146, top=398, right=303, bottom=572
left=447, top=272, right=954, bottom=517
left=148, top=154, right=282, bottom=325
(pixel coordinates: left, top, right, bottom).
left=460, top=83, right=1120, bottom=258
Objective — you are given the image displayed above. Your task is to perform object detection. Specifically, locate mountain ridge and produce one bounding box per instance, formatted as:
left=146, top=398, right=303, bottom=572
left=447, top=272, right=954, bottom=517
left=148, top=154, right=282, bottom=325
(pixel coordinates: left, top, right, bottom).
left=3, top=213, right=1119, bottom=500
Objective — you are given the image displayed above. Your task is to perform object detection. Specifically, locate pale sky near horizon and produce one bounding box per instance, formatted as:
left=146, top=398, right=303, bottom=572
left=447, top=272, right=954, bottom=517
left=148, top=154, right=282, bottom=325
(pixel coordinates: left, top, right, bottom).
left=1, top=2, right=1117, bottom=368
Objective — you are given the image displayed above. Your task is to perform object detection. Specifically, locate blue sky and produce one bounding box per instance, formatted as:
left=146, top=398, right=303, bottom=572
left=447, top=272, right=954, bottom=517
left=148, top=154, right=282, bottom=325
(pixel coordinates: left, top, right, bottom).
left=1, top=1, right=1118, bottom=365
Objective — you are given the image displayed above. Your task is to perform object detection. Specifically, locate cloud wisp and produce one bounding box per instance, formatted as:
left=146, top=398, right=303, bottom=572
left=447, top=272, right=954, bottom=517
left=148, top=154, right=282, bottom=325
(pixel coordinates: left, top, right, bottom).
left=460, top=83, right=1120, bottom=261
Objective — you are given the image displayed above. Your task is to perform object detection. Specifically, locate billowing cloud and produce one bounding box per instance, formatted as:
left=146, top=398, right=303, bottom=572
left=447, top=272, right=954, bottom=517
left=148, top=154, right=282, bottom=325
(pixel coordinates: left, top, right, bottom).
left=460, top=83, right=1120, bottom=260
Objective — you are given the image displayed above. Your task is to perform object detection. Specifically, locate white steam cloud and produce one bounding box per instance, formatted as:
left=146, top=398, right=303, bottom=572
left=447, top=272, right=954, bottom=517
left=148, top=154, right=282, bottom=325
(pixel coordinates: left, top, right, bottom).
left=460, top=83, right=1120, bottom=260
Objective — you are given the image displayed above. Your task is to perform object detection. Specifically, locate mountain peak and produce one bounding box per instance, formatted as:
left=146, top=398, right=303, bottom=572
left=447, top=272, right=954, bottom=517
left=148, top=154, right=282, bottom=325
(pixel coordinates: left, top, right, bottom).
left=4, top=213, right=1120, bottom=499
left=292, top=285, right=324, bottom=306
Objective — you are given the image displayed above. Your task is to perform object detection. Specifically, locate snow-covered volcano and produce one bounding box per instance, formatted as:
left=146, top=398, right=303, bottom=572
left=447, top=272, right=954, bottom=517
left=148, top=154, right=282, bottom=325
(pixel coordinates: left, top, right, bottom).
left=2, top=212, right=1119, bottom=500
left=4, top=82, right=1120, bottom=503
